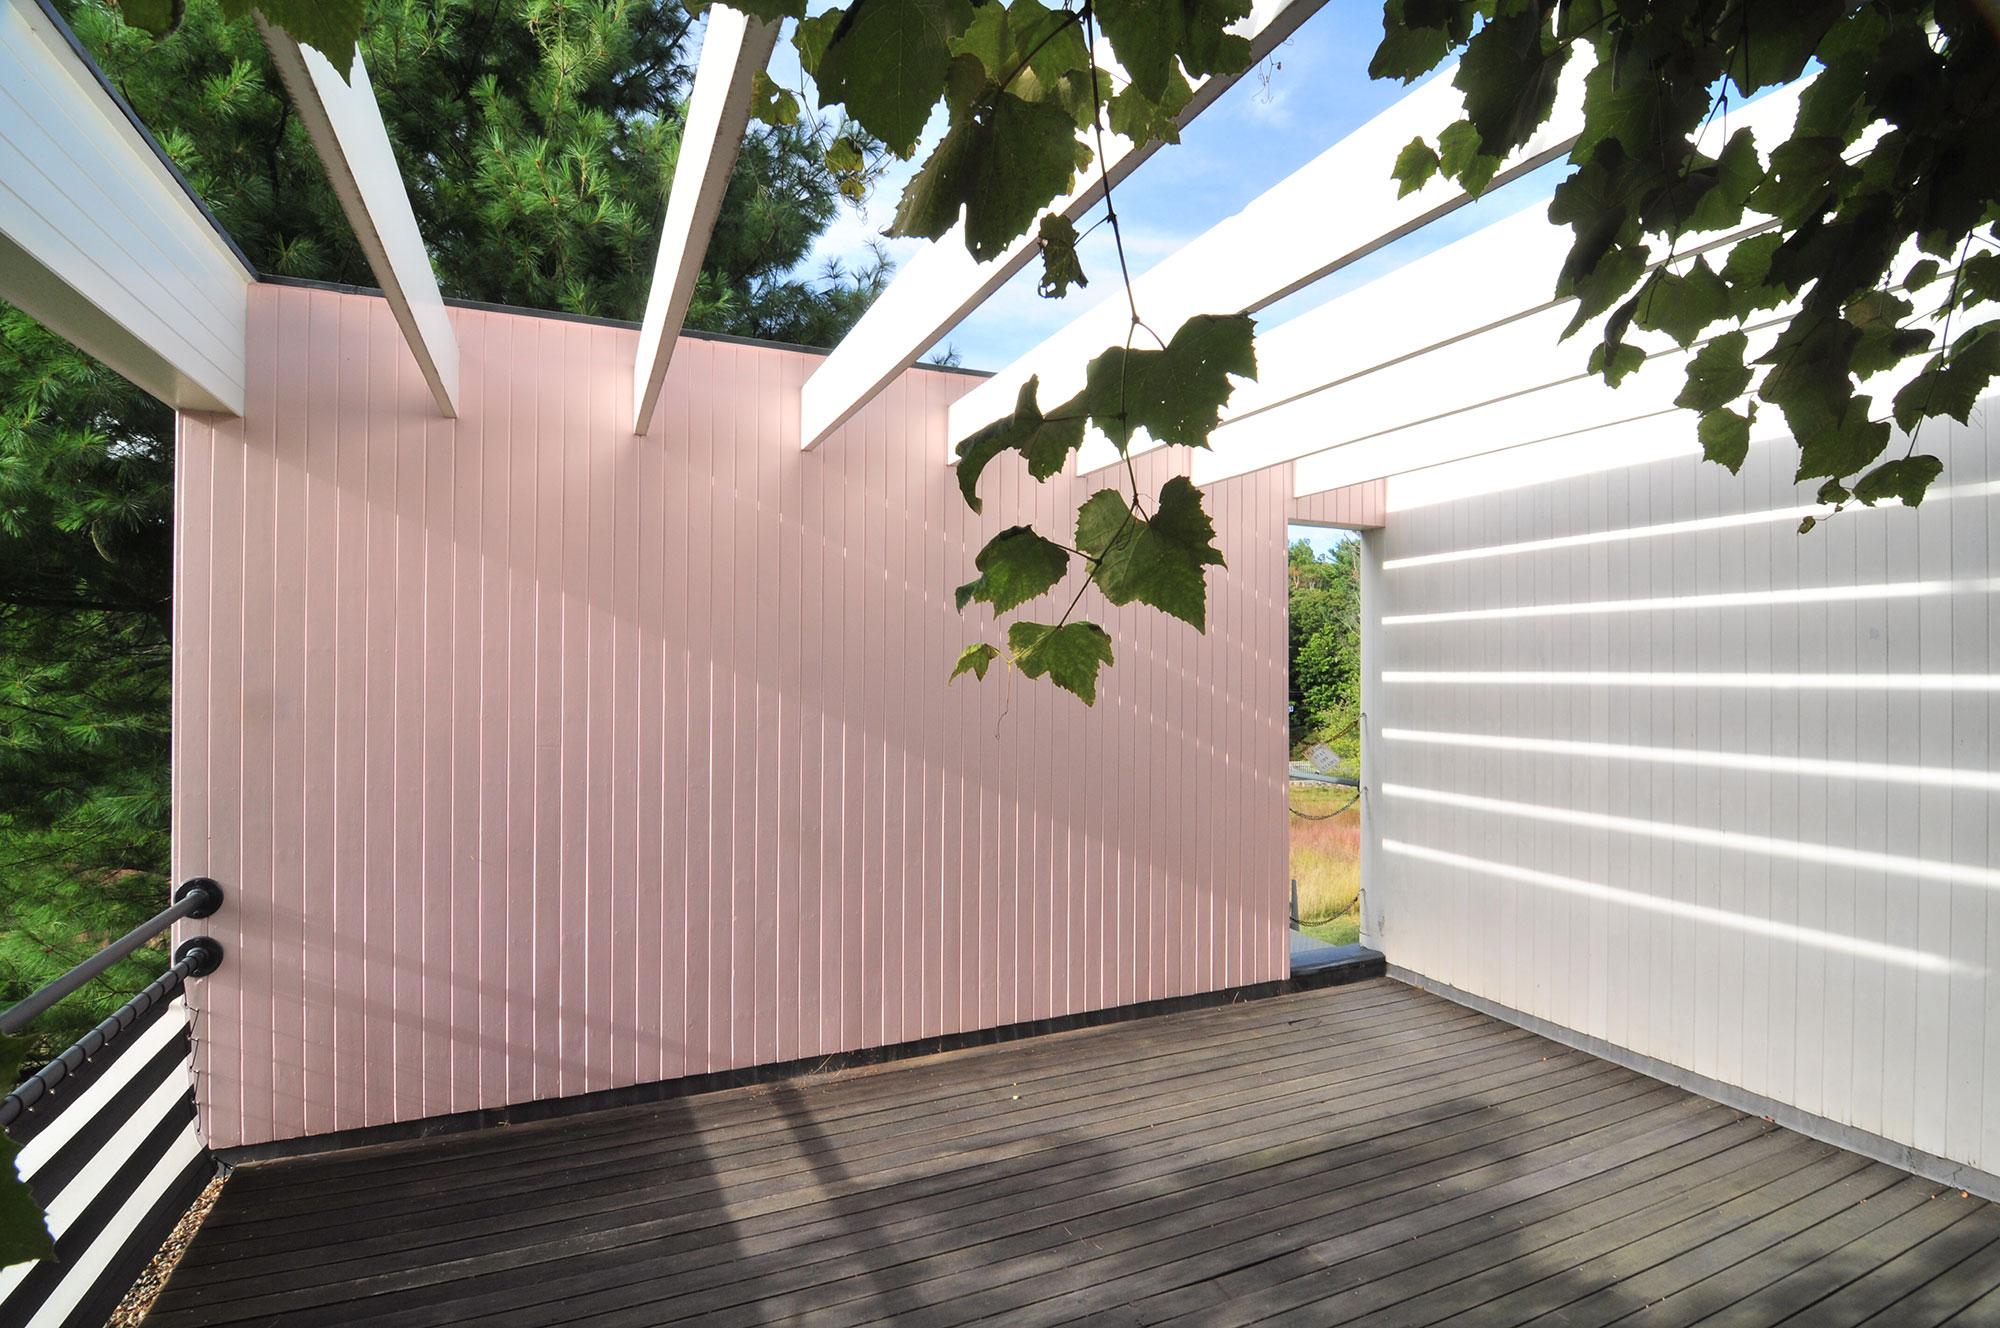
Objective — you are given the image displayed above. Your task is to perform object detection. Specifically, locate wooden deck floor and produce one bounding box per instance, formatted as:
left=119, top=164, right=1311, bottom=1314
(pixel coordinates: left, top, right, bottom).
left=147, top=980, right=2000, bottom=1326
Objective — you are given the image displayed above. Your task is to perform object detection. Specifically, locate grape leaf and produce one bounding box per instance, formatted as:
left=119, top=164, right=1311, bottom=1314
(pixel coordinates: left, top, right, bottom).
left=1435, top=119, right=1501, bottom=197
left=1078, top=313, right=1257, bottom=453
left=1074, top=478, right=1224, bottom=630
left=890, top=90, right=1091, bottom=260
left=1891, top=322, right=2000, bottom=433
left=1092, top=0, right=1252, bottom=104
left=1674, top=330, right=1753, bottom=412
left=1392, top=137, right=1441, bottom=198
left=950, top=0, right=1087, bottom=89
left=1106, top=68, right=1194, bottom=146
left=1791, top=396, right=1891, bottom=483
left=794, top=10, right=842, bottom=72
left=951, top=643, right=1001, bottom=682
left=1959, top=254, right=2000, bottom=308
left=1007, top=621, right=1115, bottom=704
left=1454, top=9, right=1567, bottom=160
left=221, top=0, right=363, bottom=77
left=0, top=1034, right=54, bottom=1267
left=1634, top=257, right=1730, bottom=349
left=957, top=526, right=1071, bottom=615
left=752, top=72, right=802, bottom=128
left=814, top=0, right=976, bottom=157
left=1698, top=405, right=1754, bottom=472
left=1903, top=258, right=1942, bottom=291
left=1036, top=215, right=1088, bottom=298
left=1683, top=128, right=1763, bottom=235
left=1852, top=455, right=1944, bottom=508
left=1587, top=340, right=1646, bottom=387
left=954, top=377, right=1087, bottom=512
left=1368, top=0, right=1472, bottom=81
left=1721, top=232, right=1791, bottom=316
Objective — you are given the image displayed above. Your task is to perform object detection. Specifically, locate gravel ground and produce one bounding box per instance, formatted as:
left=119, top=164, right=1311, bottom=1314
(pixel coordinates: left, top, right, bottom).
left=108, top=1171, right=227, bottom=1326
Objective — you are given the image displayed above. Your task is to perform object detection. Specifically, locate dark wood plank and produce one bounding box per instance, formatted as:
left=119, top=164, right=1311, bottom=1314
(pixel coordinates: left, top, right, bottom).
left=1582, top=1174, right=1941, bottom=1327
left=285, top=1044, right=1630, bottom=1328
left=156, top=1018, right=1556, bottom=1322
left=199, top=986, right=1465, bottom=1234
left=1663, top=1190, right=1990, bottom=1326
left=141, top=978, right=2000, bottom=1328
left=165, top=1007, right=1533, bottom=1301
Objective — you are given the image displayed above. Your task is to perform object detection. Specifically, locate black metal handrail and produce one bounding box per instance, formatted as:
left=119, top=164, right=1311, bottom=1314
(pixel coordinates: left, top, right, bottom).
left=0, top=877, right=222, bottom=1036
left=1, top=878, right=226, bottom=1131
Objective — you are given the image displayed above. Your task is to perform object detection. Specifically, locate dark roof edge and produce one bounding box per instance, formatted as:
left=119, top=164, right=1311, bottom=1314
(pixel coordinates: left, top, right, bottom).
left=33, top=0, right=257, bottom=276
left=256, top=274, right=996, bottom=377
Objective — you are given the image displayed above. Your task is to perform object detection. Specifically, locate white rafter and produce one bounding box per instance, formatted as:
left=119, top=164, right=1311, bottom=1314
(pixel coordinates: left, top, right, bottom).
left=261, top=18, right=461, bottom=416
left=0, top=0, right=252, bottom=414
left=633, top=7, right=781, bottom=434
left=944, top=57, right=1591, bottom=465
left=798, top=0, right=1327, bottom=451
left=1192, top=79, right=1810, bottom=491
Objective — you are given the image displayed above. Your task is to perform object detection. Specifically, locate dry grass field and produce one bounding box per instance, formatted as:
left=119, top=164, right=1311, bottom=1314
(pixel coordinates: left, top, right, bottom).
left=1290, top=782, right=1360, bottom=945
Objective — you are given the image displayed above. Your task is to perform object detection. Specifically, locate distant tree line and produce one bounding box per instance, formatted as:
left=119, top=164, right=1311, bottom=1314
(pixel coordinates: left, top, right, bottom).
left=1286, top=536, right=1360, bottom=761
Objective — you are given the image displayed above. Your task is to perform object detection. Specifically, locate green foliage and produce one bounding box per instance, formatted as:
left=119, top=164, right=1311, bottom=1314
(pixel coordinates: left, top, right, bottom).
left=949, top=314, right=1252, bottom=694
left=957, top=526, right=1071, bottom=615
left=814, top=0, right=975, bottom=156
left=1287, top=538, right=1361, bottom=743
left=1035, top=214, right=1088, bottom=298
left=954, top=376, right=1086, bottom=512
left=0, top=304, right=176, bottom=1060
left=1090, top=0, right=1252, bottom=102
left=79, top=0, right=883, bottom=333
left=891, top=89, right=1093, bottom=260
left=1376, top=0, right=2000, bottom=509
left=0, top=1036, right=54, bottom=1265
left=1074, top=477, right=1225, bottom=631
left=1078, top=314, right=1256, bottom=453
left=1006, top=620, right=1114, bottom=704
left=950, top=642, right=1001, bottom=681
left=764, top=0, right=1263, bottom=700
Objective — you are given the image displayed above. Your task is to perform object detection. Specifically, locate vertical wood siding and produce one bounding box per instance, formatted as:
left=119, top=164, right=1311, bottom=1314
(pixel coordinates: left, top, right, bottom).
left=1290, top=476, right=1385, bottom=530
left=1364, top=409, right=1999, bottom=1178
left=174, top=284, right=1292, bottom=1149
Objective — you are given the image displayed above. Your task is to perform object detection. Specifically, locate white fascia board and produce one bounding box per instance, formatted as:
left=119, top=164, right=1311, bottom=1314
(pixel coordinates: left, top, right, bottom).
left=0, top=0, right=252, bottom=414
left=798, top=0, right=1326, bottom=451
left=261, top=20, right=460, bottom=416
left=634, top=8, right=781, bottom=434
left=1287, top=297, right=1865, bottom=501
left=945, top=58, right=1591, bottom=464
left=1193, top=78, right=1811, bottom=489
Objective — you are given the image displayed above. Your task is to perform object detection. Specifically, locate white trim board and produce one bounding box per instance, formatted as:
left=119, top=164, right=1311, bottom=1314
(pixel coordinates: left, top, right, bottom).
left=261, top=19, right=461, bottom=417
left=0, top=0, right=252, bottom=413
left=633, top=6, right=781, bottom=434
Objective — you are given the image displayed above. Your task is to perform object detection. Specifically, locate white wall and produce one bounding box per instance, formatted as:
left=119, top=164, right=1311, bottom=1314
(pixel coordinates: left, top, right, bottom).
left=1362, top=405, right=2000, bottom=1187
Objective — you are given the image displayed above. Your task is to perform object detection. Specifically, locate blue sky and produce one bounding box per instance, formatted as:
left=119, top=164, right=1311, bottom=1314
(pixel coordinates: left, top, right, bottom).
left=1288, top=524, right=1355, bottom=559
left=774, top=2, right=1566, bottom=372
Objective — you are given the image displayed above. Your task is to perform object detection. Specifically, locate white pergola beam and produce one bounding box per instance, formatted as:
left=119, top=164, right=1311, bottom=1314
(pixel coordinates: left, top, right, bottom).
left=946, top=58, right=1591, bottom=463
left=799, top=0, right=1326, bottom=451
left=261, top=19, right=460, bottom=417
left=634, top=7, right=781, bottom=434
left=0, top=0, right=252, bottom=414
left=1202, top=79, right=1811, bottom=491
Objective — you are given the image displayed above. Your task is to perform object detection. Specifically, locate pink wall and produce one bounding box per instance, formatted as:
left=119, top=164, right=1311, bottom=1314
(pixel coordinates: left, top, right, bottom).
left=174, top=283, right=1315, bottom=1148
left=1291, top=481, right=1385, bottom=530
